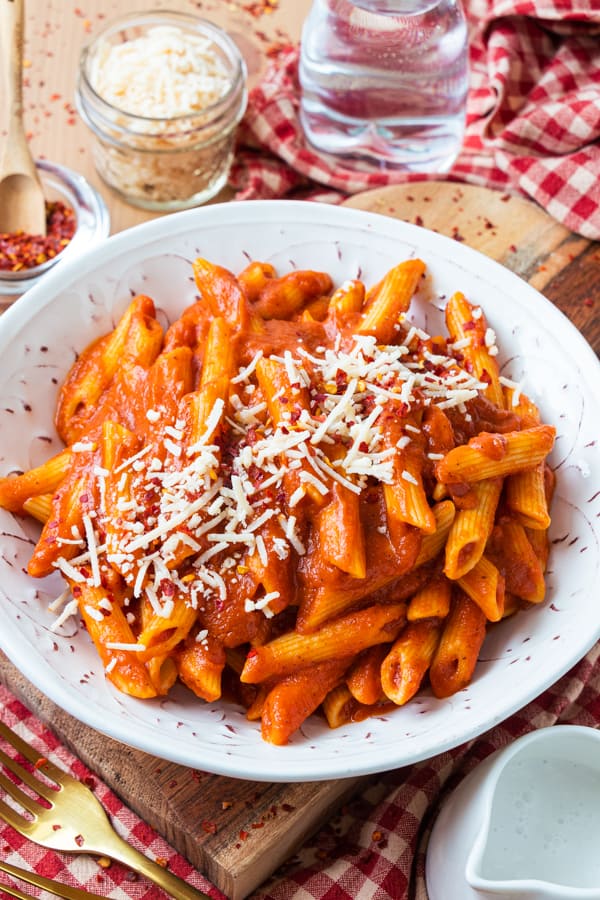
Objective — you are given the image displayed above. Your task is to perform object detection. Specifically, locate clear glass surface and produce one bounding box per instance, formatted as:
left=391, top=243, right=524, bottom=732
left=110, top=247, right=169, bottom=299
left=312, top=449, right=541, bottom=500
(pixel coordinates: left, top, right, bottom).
left=299, top=0, right=469, bottom=172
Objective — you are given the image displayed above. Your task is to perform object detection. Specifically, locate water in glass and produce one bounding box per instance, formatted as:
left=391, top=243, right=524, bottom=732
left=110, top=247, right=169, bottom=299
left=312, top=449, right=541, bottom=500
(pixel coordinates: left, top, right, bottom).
left=299, top=0, right=468, bottom=173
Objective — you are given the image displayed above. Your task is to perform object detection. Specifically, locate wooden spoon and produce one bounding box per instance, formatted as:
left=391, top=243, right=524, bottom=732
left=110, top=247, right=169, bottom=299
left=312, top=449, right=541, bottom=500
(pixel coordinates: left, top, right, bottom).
left=0, top=0, right=46, bottom=235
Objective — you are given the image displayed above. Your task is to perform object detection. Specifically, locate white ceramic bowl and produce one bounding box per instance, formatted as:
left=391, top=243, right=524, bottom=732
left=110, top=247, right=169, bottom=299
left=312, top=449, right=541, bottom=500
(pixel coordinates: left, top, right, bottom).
left=0, top=201, right=599, bottom=782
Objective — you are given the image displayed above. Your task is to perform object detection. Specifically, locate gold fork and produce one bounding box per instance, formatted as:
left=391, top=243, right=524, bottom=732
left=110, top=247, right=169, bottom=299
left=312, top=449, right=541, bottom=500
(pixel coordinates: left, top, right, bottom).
left=0, top=858, right=104, bottom=900
left=0, top=721, right=211, bottom=900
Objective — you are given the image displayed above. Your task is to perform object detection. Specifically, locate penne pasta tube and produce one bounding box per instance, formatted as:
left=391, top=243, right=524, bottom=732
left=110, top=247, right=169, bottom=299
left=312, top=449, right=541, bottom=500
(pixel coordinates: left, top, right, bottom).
left=458, top=555, right=505, bottom=622
left=382, top=421, right=437, bottom=537
left=445, top=291, right=504, bottom=408
left=505, top=462, right=550, bottom=530
left=414, top=500, right=456, bottom=567
left=444, top=477, right=502, bottom=579
left=192, top=258, right=250, bottom=330
left=357, top=258, right=425, bottom=343
left=435, top=425, right=555, bottom=484
left=238, top=261, right=276, bottom=302
left=137, top=596, right=198, bottom=662
left=322, top=683, right=358, bottom=729
left=147, top=655, right=178, bottom=695
left=381, top=619, right=442, bottom=706
left=176, top=635, right=226, bottom=703
left=55, top=294, right=158, bottom=443
left=249, top=269, right=333, bottom=320
left=0, top=448, right=71, bottom=513
left=315, top=482, right=366, bottom=578
left=407, top=573, right=452, bottom=621
left=328, top=279, right=365, bottom=318
left=429, top=589, right=487, bottom=699
left=346, top=645, right=388, bottom=705
left=22, top=492, right=53, bottom=524
left=241, top=603, right=407, bottom=684
left=71, top=579, right=157, bottom=699
left=260, top=658, right=350, bottom=745
left=488, top=519, right=546, bottom=604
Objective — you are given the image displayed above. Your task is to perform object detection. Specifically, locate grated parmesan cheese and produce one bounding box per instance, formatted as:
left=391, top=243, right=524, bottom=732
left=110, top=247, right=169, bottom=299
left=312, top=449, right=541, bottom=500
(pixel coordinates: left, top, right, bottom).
left=89, top=27, right=231, bottom=119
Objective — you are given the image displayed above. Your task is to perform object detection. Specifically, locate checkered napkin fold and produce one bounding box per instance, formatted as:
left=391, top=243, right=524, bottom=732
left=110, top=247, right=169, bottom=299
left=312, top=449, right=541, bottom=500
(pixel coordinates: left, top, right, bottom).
left=229, top=0, right=600, bottom=241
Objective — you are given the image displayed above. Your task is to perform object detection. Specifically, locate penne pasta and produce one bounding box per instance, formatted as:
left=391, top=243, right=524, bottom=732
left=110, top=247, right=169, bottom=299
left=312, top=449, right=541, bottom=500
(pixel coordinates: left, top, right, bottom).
left=458, top=555, right=505, bottom=622
left=240, top=603, right=407, bottom=684
left=445, top=291, right=504, bottom=408
left=435, top=426, right=555, bottom=484
left=444, top=477, right=502, bottom=579
left=381, top=619, right=442, bottom=706
left=357, top=258, right=425, bottom=343
left=429, top=589, right=487, bottom=699
left=0, top=254, right=556, bottom=744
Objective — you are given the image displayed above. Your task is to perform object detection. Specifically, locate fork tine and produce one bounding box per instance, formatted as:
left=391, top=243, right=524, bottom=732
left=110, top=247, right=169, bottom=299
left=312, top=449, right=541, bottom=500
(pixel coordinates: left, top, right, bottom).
left=0, top=795, right=32, bottom=832
left=0, top=746, right=56, bottom=802
left=0, top=769, right=43, bottom=817
left=0, top=877, right=33, bottom=900
left=0, top=722, right=66, bottom=785
left=0, top=859, right=106, bottom=900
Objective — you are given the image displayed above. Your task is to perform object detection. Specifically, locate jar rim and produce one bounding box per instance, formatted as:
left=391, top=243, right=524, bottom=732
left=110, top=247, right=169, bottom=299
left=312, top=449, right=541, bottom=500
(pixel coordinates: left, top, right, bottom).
left=78, top=9, right=248, bottom=126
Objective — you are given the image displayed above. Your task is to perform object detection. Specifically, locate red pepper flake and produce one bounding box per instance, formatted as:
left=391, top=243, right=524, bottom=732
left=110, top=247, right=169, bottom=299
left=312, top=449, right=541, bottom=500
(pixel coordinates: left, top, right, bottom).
left=251, top=821, right=265, bottom=829
left=371, top=830, right=383, bottom=841
left=239, top=829, right=249, bottom=841
left=154, top=857, right=169, bottom=868
left=33, top=756, right=48, bottom=769
left=52, top=824, right=62, bottom=831
left=0, top=200, right=76, bottom=272
left=221, top=800, right=233, bottom=810
left=241, top=0, right=279, bottom=16
left=74, top=834, right=85, bottom=847
left=202, top=820, right=218, bottom=835
left=583, top=297, right=594, bottom=307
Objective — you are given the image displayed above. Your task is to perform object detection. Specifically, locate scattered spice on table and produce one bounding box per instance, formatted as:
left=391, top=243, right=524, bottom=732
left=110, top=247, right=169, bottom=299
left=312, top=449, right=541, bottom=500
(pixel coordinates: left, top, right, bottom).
left=0, top=200, right=76, bottom=272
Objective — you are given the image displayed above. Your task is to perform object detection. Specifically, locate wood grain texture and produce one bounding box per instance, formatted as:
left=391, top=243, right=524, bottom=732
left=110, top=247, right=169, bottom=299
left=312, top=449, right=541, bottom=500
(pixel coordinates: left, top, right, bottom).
left=0, top=182, right=597, bottom=900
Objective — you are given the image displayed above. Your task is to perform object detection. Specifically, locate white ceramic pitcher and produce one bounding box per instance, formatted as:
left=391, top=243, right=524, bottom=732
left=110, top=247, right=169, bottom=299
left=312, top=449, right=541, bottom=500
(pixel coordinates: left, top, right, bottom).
left=426, top=726, right=600, bottom=900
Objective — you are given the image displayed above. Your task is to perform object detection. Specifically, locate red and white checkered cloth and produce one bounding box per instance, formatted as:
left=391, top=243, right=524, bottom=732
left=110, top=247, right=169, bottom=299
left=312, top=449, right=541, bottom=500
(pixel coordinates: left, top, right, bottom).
left=230, top=0, right=600, bottom=240
left=2, top=646, right=600, bottom=900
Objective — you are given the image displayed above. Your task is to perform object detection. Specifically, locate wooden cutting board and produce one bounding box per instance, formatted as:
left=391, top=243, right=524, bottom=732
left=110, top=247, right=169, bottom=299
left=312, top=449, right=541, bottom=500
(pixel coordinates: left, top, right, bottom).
left=1, top=182, right=598, bottom=900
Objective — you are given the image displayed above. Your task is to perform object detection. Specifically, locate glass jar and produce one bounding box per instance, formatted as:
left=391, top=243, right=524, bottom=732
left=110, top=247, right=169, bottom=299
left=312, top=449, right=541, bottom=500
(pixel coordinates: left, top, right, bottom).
left=75, top=11, right=248, bottom=212
left=299, top=0, right=469, bottom=173
left=0, top=159, right=110, bottom=300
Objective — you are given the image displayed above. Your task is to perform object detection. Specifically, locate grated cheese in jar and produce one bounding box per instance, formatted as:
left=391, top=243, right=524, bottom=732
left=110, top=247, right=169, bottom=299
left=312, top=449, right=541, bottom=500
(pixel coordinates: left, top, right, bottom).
left=88, top=27, right=231, bottom=119
left=76, top=13, right=247, bottom=210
